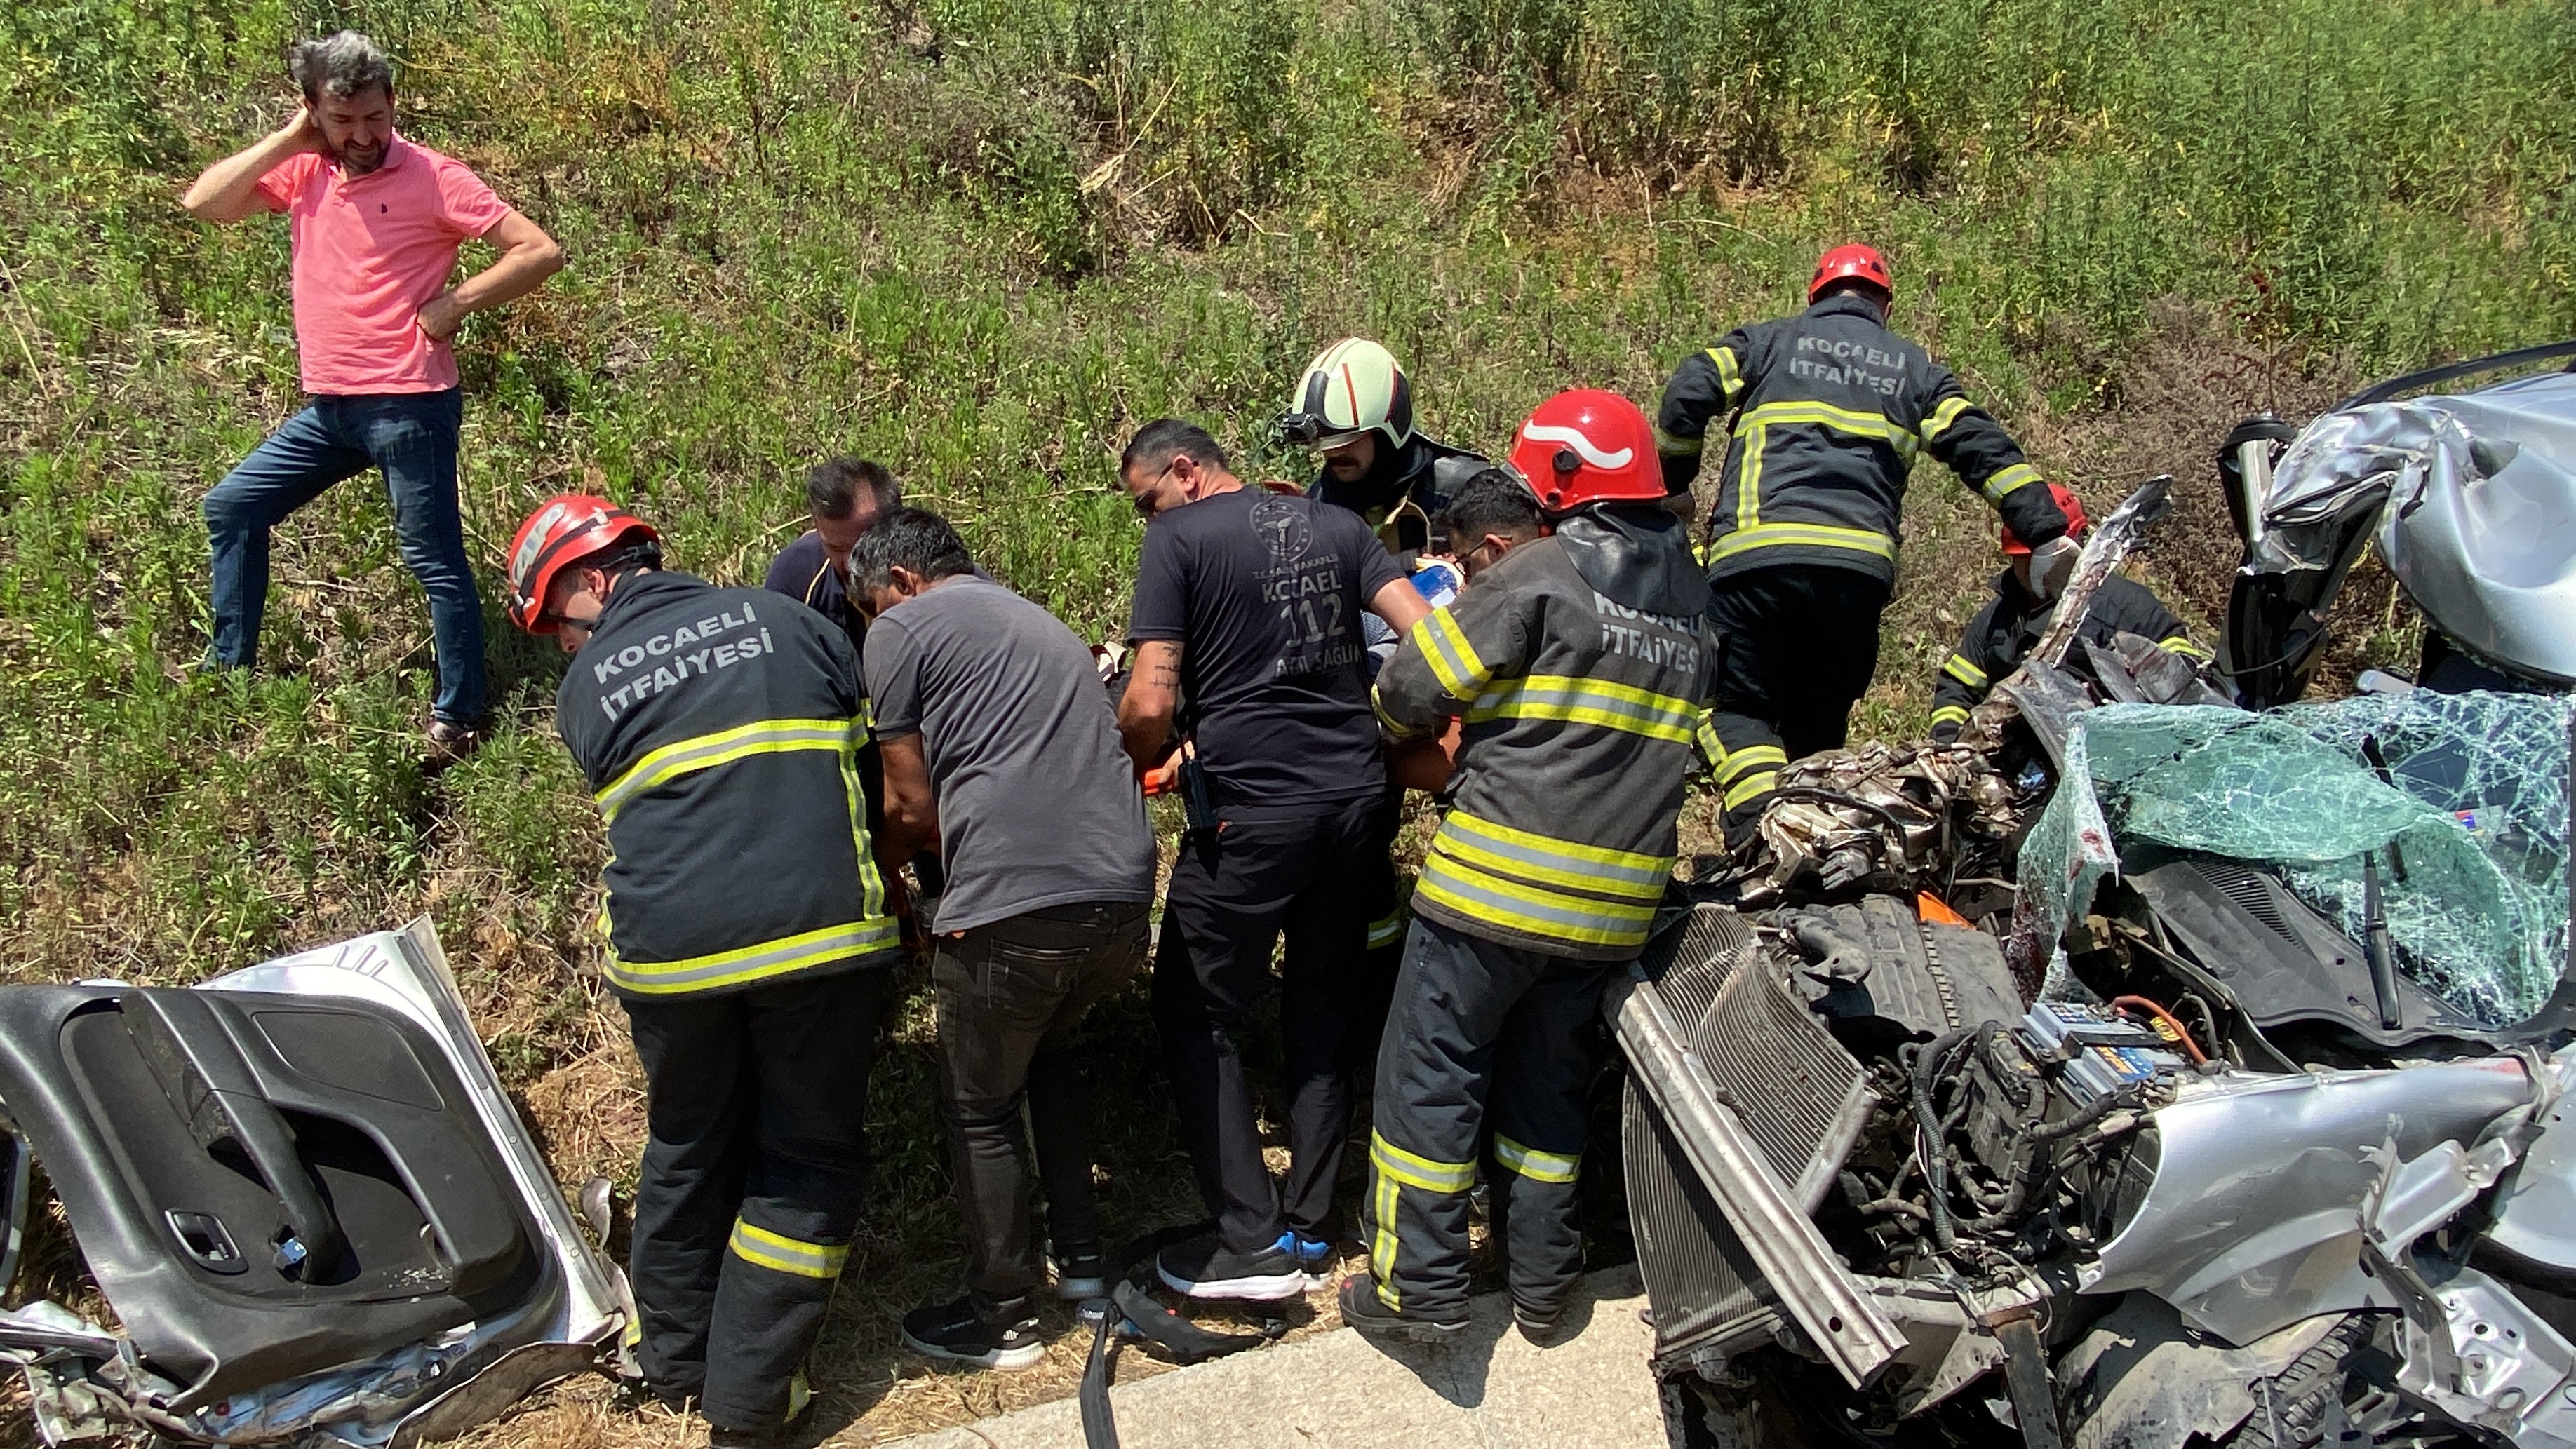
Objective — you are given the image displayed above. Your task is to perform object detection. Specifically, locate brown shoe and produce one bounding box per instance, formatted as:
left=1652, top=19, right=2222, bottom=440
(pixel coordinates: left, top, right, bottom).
left=425, top=718, right=484, bottom=765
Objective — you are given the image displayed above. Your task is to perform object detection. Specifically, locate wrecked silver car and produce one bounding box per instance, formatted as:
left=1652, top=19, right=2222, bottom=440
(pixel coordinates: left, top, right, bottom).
left=2223, top=341, right=2576, bottom=706
left=0, top=920, right=628, bottom=1448
left=1628, top=478, right=2576, bottom=1448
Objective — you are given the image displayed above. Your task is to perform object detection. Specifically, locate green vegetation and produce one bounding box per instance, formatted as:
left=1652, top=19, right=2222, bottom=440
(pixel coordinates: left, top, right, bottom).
left=1, top=0, right=2571, bottom=1424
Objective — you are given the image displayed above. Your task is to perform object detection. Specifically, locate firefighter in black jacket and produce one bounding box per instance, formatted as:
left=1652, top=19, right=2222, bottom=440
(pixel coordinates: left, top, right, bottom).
left=1656, top=245, right=2079, bottom=837
left=1282, top=337, right=1488, bottom=557
left=1279, top=337, right=1492, bottom=1076
left=1929, top=483, right=2209, bottom=741
left=504, top=495, right=900, bottom=1446
left=1341, top=391, right=1719, bottom=1346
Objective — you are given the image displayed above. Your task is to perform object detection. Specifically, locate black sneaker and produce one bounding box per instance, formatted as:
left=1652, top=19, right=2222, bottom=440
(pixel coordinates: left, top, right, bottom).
left=1155, top=1230, right=1310, bottom=1302
left=1513, top=1298, right=1574, bottom=1347
left=901, top=1295, right=1046, bottom=1371
left=1050, top=1242, right=1111, bottom=1302
left=1336, top=1272, right=1467, bottom=1342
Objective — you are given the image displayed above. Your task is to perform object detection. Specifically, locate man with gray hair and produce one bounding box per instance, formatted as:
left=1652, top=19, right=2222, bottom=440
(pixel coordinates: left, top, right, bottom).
left=182, top=32, right=563, bottom=759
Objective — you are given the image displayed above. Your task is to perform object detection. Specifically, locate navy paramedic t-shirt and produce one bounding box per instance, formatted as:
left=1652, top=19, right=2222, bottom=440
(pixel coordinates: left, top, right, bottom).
left=1127, top=487, right=1404, bottom=814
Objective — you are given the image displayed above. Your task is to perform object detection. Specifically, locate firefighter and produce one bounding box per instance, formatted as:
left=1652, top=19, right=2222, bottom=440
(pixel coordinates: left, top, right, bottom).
left=1281, top=337, right=1489, bottom=557
left=1341, top=391, right=1718, bottom=1346
left=1278, top=338, right=1489, bottom=1079
left=504, top=495, right=900, bottom=1446
left=1929, top=483, right=2209, bottom=741
left=1656, top=244, right=2078, bottom=838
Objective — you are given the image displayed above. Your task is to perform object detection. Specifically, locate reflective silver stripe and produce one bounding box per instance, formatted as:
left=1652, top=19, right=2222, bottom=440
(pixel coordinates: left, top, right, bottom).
left=604, top=918, right=899, bottom=995
left=1442, top=814, right=1670, bottom=896
left=1417, top=853, right=1659, bottom=948
left=1367, top=908, right=1407, bottom=949
left=1494, top=1135, right=1579, bottom=1184
left=1466, top=675, right=1700, bottom=743
left=598, top=718, right=854, bottom=821
left=727, top=1220, right=848, bottom=1278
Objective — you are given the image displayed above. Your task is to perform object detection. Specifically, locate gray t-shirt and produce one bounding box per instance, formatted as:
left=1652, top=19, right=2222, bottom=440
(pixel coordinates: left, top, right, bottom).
left=864, top=576, right=1157, bottom=933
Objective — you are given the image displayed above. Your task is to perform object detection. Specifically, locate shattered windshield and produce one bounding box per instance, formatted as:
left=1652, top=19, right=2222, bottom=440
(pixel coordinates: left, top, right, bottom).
left=2020, top=692, right=2571, bottom=1025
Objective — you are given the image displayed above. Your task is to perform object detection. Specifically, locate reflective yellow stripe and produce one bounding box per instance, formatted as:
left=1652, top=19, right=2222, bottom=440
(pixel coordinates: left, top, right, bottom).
left=1411, top=609, right=1489, bottom=701
left=1653, top=424, right=1704, bottom=458
left=1368, top=1129, right=1474, bottom=1311
left=1708, top=346, right=1745, bottom=404
left=604, top=917, right=899, bottom=995
left=840, top=727, right=890, bottom=922
left=2159, top=634, right=2210, bottom=661
left=1371, top=1131, right=1475, bottom=1193
left=727, top=1220, right=849, bottom=1279
left=597, top=717, right=855, bottom=821
left=1693, top=713, right=1726, bottom=772
left=1417, top=853, right=1661, bottom=949
left=1931, top=705, right=1973, bottom=729
left=1367, top=907, right=1407, bottom=949
left=1723, top=770, right=1779, bottom=811
left=1494, top=1135, right=1579, bottom=1185
left=1466, top=675, right=1703, bottom=744
left=1921, top=395, right=1974, bottom=443
left=1438, top=812, right=1671, bottom=898
left=1710, top=743, right=1785, bottom=786
left=1736, top=400, right=1918, bottom=455
left=1943, top=653, right=1990, bottom=689
left=1704, top=522, right=1898, bottom=565
left=1983, top=461, right=2045, bottom=504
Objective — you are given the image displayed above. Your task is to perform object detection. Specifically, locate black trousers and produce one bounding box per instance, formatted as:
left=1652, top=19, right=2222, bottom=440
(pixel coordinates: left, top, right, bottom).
left=932, top=899, right=1149, bottom=1302
left=1704, top=564, right=1892, bottom=828
left=1343, top=789, right=1411, bottom=1081
left=1152, top=794, right=1386, bottom=1255
left=1362, top=916, right=1610, bottom=1319
left=623, top=966, right=883, bottom=1431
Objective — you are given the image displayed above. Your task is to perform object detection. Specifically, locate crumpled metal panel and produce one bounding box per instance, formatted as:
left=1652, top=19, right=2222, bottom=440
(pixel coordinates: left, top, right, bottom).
left=2255, top=372, right=2576, bottom=684
left=2080, top=1054, right=2540, bottom=1345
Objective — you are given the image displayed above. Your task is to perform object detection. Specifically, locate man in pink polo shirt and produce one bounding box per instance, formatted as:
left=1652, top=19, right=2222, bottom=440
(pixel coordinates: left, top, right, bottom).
left=182, top=32, right=563, bottom=757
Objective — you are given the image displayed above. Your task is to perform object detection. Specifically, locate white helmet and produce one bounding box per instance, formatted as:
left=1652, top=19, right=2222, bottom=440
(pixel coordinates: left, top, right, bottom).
left=1280, top=337, right=1414, bottom=452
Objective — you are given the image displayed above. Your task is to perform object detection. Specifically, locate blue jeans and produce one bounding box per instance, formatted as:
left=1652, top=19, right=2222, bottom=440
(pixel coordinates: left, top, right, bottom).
left=203, top=390, right=486, bottom=723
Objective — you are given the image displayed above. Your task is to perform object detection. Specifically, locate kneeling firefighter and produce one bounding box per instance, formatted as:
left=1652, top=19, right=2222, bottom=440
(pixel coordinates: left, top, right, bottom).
left=1929, top=483, right=2210, bottom=741
left=506, top=496, right=901, bottom=1445
left=1343, top=391, right=1721, bottom=1344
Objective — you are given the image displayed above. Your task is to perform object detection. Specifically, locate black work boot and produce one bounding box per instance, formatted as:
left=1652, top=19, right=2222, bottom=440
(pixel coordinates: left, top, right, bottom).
left=1336, top=1272, right=1467, bottom=1342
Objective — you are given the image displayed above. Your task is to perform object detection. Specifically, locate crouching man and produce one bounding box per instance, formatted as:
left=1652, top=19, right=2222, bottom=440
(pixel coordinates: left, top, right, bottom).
left=504, top=495, right=901, bottom=1445
left=847, top=509, right=1158, bottom=1370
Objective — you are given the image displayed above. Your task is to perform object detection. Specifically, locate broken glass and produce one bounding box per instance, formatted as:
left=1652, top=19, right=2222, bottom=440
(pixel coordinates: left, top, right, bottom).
left=2018, top=692, right=2571, bottom=1025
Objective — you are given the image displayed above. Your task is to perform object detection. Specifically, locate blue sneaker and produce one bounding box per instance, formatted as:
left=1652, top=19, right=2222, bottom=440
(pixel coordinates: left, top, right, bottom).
left=1155, top=1230, right=1310, bottom=1301
left=1290, top=1232, right=1336, bottom=1275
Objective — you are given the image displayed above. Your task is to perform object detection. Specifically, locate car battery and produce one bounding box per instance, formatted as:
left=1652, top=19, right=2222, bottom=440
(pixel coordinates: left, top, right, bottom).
left=2021, top=1002, right=2191, bottom=1106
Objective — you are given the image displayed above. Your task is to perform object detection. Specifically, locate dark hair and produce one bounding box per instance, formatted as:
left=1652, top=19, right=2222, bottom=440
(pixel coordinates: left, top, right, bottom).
left=847, top=508, right=976, bottom=594
left=290, top=32, right=394, bottom=105
left=805, top=457, right=901, bottom=521
left=1814, top=276, right=1891, bottom=310
left=1120, top=419, right=1228, bottom=478
left=1437, top=469, right=1545, bottom=548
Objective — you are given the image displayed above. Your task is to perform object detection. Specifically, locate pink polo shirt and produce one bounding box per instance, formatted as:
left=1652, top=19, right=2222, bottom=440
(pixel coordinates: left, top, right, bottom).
left=255, top=135, right=511, bottom=396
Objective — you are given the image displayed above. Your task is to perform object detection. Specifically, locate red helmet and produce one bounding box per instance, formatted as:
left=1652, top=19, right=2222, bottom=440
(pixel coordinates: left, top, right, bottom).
left=1509, top=389, right=1663, bottom=514
left=2001, top=483, right=2088, bottom=556
left=1809, top=243, right=1894, bottom=302
left=505, top=493, right=659, bottom=633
